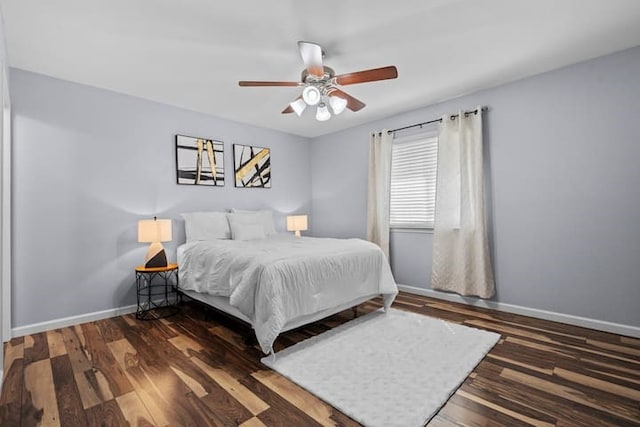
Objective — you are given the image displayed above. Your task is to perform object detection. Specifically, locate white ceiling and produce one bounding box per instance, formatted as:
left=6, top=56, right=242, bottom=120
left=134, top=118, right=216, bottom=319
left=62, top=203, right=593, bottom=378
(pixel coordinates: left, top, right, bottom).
left=1, top=0, right=640, bottom=138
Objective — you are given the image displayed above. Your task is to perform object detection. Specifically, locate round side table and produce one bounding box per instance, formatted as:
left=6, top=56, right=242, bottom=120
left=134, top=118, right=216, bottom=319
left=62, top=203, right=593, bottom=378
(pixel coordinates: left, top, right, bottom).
left=135, top=263, right=179, bottom=320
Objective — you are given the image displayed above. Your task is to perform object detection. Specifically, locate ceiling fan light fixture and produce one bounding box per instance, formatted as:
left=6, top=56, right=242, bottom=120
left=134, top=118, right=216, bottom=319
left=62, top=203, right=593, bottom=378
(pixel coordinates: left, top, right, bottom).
left=239, top=42, right=397, bottom=119
left=329, top=95, right=347, bottom=115
left=290, top=98, right=307, bottom=116
left=316, top=103, right=331, bottom=121
left=302, top=86, right=321, bottom=106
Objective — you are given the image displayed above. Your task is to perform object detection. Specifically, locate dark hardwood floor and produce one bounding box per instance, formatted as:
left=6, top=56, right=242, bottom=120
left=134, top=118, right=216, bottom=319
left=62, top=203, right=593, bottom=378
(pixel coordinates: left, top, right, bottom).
left=1, top=292, right=639, bottom=426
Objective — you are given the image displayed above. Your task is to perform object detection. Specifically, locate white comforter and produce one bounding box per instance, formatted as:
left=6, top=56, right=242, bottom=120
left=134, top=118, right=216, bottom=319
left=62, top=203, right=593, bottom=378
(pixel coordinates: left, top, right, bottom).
left=177, top=234, right=398, bottom=353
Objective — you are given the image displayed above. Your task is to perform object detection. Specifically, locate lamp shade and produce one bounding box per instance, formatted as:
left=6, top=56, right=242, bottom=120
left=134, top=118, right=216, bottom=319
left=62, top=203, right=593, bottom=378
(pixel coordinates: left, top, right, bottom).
left=286, top=215, right=308, bottom=237
left=290, top=98, right=307, bottom=116
left=315, top=103, right=331, bottom=121
left=330, top=95, right=347, bottom=115
left=138, top=218, right=172, bottom=243
left=302, top=86, right=321, bottom=106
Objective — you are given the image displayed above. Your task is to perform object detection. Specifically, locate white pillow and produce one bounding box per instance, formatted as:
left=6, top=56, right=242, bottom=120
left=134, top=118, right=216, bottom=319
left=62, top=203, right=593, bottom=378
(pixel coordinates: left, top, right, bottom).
left=227, top=213, right=266, bottom=240
left=227, top=213, right=267, bottom=240
left=231, top=222, right=266, bottom=241
left=181, top=211, right=231, bottom=241
left=230, top=209, right=277, bottom=235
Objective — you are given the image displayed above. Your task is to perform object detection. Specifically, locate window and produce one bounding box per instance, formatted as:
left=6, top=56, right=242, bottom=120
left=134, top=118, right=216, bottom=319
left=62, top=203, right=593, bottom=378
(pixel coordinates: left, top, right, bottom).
left=390, top=133, right=438, bottom=229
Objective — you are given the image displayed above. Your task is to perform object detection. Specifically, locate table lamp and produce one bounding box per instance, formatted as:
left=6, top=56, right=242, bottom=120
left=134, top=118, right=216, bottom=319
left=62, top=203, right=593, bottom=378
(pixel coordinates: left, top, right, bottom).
left=286, top=215, right=308, bottom=237
left=138, top=217, right=172, bottom=268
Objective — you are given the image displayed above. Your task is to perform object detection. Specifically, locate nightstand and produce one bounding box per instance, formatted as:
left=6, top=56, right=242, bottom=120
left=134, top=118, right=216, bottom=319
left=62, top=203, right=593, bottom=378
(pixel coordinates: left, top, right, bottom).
left=135, top=263, right=179, bottom=320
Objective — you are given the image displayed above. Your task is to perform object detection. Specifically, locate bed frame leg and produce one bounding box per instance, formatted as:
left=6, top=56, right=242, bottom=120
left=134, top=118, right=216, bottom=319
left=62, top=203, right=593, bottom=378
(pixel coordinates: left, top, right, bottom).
left=243, top=333, right=257, bottom=347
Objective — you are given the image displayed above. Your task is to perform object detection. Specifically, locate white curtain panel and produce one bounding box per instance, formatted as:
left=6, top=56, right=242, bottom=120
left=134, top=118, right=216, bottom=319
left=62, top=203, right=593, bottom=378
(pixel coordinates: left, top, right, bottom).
left=431, top=108, right=495, bottom=298
left=366, top=130, right=393, bottom=260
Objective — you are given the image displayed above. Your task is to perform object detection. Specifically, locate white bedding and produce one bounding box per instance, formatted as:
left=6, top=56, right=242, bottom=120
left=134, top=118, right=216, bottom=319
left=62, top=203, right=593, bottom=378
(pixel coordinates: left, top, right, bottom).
left=177, top=234, right=398, bottom=353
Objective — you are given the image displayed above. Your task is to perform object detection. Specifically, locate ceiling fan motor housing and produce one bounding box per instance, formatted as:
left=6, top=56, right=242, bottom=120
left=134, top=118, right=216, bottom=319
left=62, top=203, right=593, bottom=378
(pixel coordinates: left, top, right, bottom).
left=301, top=66, right=337, bottom=98
left=301, top=66, right=335, bottom=84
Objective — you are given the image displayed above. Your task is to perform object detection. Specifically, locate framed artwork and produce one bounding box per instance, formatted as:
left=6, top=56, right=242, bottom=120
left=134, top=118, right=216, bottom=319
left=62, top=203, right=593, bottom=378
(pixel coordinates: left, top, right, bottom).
left=233, top=144, right=271, bottom=188
left=175, top=134, right=224, bottom=186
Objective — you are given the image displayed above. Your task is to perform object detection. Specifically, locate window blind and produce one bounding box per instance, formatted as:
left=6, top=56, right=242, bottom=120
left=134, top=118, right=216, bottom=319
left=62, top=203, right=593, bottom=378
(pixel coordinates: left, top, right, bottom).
left=390, top=134, right=438, bottom=229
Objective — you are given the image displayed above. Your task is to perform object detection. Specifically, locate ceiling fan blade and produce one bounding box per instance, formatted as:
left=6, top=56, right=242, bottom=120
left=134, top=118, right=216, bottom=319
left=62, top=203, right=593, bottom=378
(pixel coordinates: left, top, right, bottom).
left=239, top=81, right=301, bottom=87
left=298, top=41, right=324, bottom=78
left=328, top=88, right=366, bottom=112
left=334, top=66, right=398, bottom=85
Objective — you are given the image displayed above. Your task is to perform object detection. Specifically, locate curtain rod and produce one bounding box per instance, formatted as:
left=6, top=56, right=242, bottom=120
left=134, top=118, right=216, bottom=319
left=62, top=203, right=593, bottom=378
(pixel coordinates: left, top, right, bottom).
left=386, top=106, right=487, bottom=135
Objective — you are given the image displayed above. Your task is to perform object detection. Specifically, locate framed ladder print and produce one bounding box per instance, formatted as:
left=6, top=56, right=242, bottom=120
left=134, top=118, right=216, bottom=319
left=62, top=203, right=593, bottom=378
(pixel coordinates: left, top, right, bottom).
left=175, top=134, right=225, bottom=186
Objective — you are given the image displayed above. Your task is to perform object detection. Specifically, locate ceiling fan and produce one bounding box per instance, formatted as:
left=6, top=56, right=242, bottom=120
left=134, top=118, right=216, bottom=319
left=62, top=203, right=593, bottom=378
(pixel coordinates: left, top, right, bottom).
left=238, top=41, right=398, bottom=121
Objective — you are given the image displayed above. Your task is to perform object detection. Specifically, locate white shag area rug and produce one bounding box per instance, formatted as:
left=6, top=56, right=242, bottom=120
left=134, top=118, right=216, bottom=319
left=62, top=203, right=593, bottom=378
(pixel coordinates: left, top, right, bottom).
left=262, top=308, right=500, bottom=427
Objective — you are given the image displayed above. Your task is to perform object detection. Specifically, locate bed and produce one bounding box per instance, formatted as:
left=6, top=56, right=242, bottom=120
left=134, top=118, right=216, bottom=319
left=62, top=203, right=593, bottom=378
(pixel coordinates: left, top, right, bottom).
left=176, top=211, right=397, bottom=354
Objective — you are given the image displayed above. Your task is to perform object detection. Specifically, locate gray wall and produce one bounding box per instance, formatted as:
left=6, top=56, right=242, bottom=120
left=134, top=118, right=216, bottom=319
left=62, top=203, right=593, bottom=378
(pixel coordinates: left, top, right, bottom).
left=11, top=47, right=640, bottom=330
left=11, top=69, right=311, bottom=327
left=0, top=14, right=9, bottom=370
left=311, top=46, right=640, bottom=327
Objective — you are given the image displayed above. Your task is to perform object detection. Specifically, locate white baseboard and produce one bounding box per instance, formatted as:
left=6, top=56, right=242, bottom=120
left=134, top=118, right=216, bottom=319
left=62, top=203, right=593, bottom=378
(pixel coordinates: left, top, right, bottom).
left=397, top=284, right=640, bottom=339
left=11, top=304, right=138, bottom=338
left=10, top=288, right=640, bottom=339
